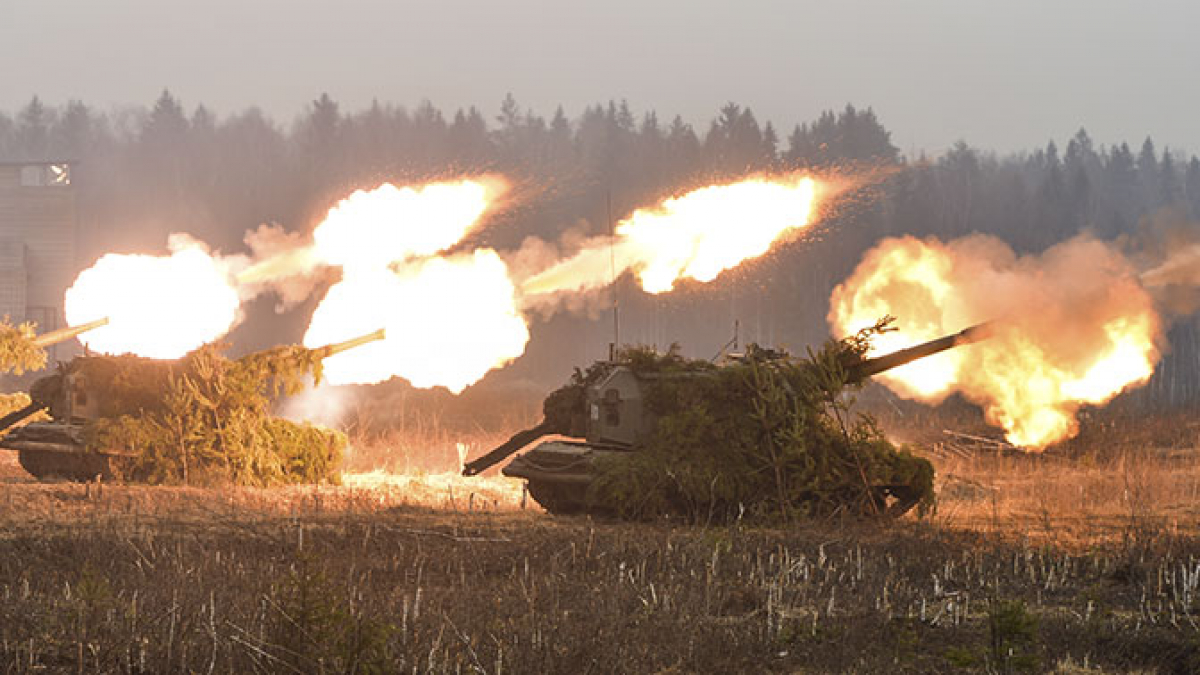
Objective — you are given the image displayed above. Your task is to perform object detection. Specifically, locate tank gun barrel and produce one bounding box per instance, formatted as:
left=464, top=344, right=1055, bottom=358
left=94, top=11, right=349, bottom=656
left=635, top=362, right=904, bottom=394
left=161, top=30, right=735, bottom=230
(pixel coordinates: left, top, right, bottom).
left=32, top=318, right=109, bottom=348
left=463, top=377, right=587, bottom=476
left=0, top=401, right=46, bottom=435
left=462, top=421, right=555, bottom=476
left=312, top=328, right=386, bottom=358
left=847, top=321, right=994, bottom=383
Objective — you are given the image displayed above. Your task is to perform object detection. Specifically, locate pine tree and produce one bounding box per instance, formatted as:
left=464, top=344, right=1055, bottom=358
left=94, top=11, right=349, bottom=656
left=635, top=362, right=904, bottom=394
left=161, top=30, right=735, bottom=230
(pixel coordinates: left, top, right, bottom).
left=15, top=96, right=53, bottom=159
left=761, top=121, right=779, bottom=165
left=1104, top=142, right=1141, bottom=232
left=0, top=112, right=14, bottom=156
left=1186, top=157, right=1200, bottom=219
left=496, top=92, right=520, bottom=131
left=449, top=106, right=492, bottom=166
left=299, top=93, right=341, bottom=161
left=704, top=102, right=768, bottom=173
left=410, top=100, right=449, bottom=168
left=938, top=141, right=981, bottom=236
left=52, top=100, right=102, bottom=159
left=615, top=100, right=635, bottom=132
left=1035, top=140, right=1069, bottom=246
left=141, top=89, right=189, bottom=148
left=783, top=105, right=896, bottom=167
left=1159, top=148, right=1184, bottom=207
left=665, top=114, right=700, bottom=176
left=1137, top=136, right=1160, bottom=202
left=136, top=90, right=192, bottom=220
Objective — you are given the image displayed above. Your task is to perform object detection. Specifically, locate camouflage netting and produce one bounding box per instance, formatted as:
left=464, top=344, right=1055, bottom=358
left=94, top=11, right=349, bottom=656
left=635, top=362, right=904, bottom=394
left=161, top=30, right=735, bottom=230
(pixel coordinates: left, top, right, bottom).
left=589, top=321, right=935, bottom=522
left=79, top=344, right=343, bottom=486
left=0, top=320, right=47, bottom=375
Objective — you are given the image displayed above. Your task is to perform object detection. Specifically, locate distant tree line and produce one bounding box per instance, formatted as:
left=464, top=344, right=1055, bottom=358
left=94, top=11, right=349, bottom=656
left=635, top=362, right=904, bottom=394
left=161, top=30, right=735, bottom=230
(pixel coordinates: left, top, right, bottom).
left=2, top=92, right=1199, bottom=406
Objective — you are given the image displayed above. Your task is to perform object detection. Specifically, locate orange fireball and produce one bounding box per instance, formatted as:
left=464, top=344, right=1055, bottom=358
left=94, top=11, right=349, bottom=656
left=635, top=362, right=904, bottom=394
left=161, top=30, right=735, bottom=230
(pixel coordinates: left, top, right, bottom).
left=64, top=234, right=241, bottom=359
left=313, top=178, right=504, bottom=269
left=523, top=175, right=821, bottom=296
left=301, top=177, right=527, bottom=392
left=830, top=235, right=1161, bottom=449
left=304, top=250, right=529, bottom=392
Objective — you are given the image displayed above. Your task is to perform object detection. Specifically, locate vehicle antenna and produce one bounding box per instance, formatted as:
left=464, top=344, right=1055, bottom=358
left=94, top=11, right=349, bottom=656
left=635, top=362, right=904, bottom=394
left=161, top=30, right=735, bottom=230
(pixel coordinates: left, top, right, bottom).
left=608, top=190, right=620, bottom=360
left=711, top=320, right=741, bottom=362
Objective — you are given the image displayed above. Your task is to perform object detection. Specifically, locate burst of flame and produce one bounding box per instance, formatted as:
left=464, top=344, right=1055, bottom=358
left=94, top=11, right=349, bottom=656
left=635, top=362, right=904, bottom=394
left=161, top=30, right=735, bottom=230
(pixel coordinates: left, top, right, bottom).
left=300, top=177, right=526, bottom=392
left=828, top=236, right=963, bottom=398
left=829, top=235, right=1161, bottom=449
left=241, top=177, right=526, bottom=392
left=64, top=235, right=241, bottom=359
left=305, top=250, right=529, bottom=391
left=241, top=175, right=825, bottom=392
left=313, top=178, right=503, bottom=268
left=522, top=176, right=820, bottom=296
left=236, top=178, right=505, bottom=287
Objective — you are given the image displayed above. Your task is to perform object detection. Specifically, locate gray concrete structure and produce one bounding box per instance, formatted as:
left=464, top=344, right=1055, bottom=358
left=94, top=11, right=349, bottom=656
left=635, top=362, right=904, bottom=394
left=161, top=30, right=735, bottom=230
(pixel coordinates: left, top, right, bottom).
left=0, top=161, right=77, bottom=347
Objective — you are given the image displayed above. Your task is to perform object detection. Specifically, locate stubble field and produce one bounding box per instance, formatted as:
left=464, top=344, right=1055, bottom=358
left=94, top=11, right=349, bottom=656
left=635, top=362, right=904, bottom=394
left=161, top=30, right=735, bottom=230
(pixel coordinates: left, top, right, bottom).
left=2, top=416, right=1200, bottom=674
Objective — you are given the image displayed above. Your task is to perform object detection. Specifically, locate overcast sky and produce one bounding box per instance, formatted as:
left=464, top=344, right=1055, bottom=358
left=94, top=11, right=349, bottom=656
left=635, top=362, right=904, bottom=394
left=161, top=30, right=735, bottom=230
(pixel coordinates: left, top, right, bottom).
left=4, top=0, right=1196, bottom=156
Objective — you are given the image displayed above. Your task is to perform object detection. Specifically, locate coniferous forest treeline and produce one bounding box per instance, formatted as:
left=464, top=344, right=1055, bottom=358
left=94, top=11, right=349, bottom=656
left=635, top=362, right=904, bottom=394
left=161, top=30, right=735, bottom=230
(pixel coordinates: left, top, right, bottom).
left=3, top=92, right=1200, bottom=405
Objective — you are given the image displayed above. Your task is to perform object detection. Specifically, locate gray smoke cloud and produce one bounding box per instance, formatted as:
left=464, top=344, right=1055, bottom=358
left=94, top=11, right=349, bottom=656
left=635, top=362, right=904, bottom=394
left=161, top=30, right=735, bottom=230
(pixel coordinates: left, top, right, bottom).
left=235, top=223, right=329, bottom=312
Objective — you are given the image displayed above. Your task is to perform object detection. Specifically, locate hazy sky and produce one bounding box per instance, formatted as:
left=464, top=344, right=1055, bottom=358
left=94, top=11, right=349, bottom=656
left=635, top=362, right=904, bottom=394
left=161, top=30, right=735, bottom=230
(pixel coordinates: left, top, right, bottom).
left=4, top=1, right=1197, bottom=155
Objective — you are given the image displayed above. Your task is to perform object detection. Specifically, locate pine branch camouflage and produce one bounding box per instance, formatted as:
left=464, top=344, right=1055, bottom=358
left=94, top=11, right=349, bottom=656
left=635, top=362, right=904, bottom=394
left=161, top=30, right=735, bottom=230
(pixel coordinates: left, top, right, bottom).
left=78, top=343, right=344, bottom=486
left=589, top=321, right=934, bottom=522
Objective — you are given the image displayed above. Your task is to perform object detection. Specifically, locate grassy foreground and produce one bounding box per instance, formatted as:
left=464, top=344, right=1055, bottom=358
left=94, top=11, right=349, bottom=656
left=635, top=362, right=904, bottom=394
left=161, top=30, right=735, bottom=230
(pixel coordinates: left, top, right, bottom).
left=0, top=455, right=1198, bottom=674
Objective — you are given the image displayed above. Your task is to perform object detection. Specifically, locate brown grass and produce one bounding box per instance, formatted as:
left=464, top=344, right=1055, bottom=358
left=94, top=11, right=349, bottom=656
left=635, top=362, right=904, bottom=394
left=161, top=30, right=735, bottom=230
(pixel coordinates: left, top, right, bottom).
left=932, top=448, right=1200, bottom=548
left=1, top=412, right=1200, bottom=673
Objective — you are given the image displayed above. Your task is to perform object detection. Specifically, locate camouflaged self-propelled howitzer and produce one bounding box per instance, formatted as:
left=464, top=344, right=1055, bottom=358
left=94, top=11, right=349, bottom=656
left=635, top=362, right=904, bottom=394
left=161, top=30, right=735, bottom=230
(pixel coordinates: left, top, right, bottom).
left=0, top=328, right=385, bottom=482
left=463, top=322, right=993, bottom=516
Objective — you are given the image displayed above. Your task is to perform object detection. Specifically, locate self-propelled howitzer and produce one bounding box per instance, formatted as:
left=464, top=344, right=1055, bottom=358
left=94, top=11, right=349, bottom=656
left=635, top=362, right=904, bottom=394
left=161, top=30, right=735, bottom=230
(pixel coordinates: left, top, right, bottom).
left=0, top=328, right=385, bottom=483
left=463, top=322, right=993, bottom=517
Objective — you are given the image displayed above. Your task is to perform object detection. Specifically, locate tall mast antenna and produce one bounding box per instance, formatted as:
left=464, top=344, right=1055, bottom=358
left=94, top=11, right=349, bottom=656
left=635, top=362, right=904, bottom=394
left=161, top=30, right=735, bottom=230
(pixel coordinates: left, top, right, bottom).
left=608, top=190, right=620, bottom=360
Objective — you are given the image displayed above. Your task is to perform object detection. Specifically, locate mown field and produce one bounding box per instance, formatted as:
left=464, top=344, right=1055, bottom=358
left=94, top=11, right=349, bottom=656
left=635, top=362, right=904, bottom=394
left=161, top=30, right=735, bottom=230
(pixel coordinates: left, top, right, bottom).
left=2, top=428, right=1200, bottom=675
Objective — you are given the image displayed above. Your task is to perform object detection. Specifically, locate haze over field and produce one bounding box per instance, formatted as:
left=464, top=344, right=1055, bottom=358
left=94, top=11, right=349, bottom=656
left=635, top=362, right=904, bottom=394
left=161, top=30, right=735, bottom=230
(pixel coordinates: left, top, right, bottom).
left=5, top=0, right=1198, bottom=154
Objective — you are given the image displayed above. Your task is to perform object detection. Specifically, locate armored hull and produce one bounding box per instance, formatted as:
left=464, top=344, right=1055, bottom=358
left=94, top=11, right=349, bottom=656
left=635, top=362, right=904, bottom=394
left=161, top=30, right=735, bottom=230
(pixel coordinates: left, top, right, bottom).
left=501, top=441, right=627, bottom=514
left=4, top=422, right=132, bottom=481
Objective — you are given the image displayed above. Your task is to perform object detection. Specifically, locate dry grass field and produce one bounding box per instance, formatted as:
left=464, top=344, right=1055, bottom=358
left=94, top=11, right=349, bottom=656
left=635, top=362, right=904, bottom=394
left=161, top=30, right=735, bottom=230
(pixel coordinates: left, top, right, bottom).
left=1, top=413, right=1200, bottom=673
